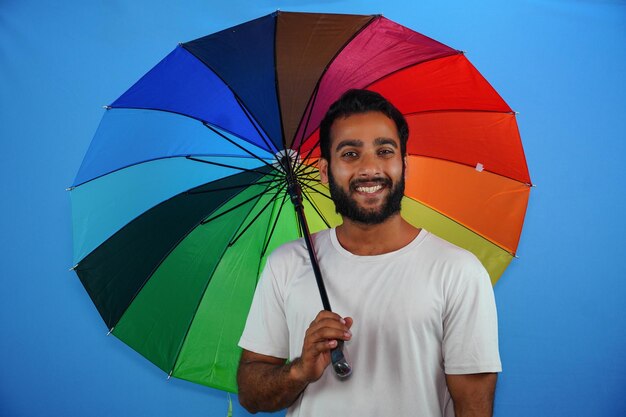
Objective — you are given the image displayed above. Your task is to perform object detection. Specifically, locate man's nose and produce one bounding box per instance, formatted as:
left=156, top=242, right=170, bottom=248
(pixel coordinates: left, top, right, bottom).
left=357, top=152, right=381, bottom=176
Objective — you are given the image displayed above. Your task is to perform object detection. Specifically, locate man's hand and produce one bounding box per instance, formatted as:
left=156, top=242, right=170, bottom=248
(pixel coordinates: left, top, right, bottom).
left=446, top=373, right=497, bottom=417
left=237, top=311, right=353, bottom=413
left=291, top=311, right=353, bottom=383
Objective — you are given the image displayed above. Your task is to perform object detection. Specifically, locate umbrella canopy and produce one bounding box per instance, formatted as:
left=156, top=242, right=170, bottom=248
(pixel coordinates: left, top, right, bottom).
left=70, top=11, right=531, bottom=393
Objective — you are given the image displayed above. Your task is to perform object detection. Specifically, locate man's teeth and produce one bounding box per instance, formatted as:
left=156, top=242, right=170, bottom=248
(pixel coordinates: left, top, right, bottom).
left=356, top=184, right=383, bottom=193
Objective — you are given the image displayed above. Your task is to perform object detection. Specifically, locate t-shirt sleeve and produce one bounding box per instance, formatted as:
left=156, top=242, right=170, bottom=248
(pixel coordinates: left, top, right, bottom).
left=238, top=256, right=290, bottom=359
left=442, top=257, right=502, bottom=374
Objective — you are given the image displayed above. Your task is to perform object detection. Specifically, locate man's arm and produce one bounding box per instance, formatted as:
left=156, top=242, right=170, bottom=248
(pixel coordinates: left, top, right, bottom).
left=446, top=373, right=497, bottom=417
left=237, top=311, right=353, bottom=413
left=237, top=350, right=307, bottom=413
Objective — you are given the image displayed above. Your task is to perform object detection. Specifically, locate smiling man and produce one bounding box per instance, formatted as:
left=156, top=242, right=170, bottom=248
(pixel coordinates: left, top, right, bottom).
left=237, top=89, right=501, bottom=417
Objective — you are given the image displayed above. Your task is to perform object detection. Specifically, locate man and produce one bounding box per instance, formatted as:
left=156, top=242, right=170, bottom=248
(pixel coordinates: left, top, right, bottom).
left=237, top=89, right=501, bottom=416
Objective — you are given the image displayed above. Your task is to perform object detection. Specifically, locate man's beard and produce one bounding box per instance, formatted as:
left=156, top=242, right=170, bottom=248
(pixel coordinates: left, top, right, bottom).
left=327, top=169, right=404, bottom=225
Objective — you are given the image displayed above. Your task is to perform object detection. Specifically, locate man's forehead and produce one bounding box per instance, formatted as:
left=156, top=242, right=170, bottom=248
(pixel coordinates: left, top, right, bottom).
left=330, top=112, right=400, bottom=148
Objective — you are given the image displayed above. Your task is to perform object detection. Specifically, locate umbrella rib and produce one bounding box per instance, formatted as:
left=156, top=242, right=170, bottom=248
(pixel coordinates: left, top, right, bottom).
left=409, top=154, right=531, bottom=185
left=297, top=175, right=321, bottom=186
left=357, top=50, right=462, bottom=93
left=294, top=164, right=321, bottom=182
left=402, top=108, right=517, bottom=118
left=292, top=157, right=320, bottom=189
left=301, top=189, right=332, bottom=229
left=105, top=105, right=278, bottom=154
left=295, top=137, right=321, bottom=174
left=233, top=95, right=279, bottom=154
left=185, top=156, right=282, bottom=179
left=299, top=180, right=333, bottom=202
left=259, top=191, right=290, bottom=261
left=295, top=82, right=321, bottom=157
left=72, top=154, right=265, bottom=189
left=185, top=179, right=278, bottom=195
left=199, top=181, right=283, bottom=226
left=228, top=182, right=287, bottom=248
left=271, top=15, right=288, bottom=153
left=298, top=157, right=320, bottom=171
left=202, top=123, right=278, bottom=170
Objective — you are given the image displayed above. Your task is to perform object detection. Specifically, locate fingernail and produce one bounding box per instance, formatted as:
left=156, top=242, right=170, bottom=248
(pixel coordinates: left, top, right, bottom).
left=345, top=331, right=352, bottom=338
left=340, top=318, right=346, bottom=324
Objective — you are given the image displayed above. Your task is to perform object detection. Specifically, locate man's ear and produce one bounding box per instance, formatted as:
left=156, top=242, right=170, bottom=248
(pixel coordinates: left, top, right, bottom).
left=403, top=156, right=408, bottom=180
left=318, top=158, right=329, bottom=184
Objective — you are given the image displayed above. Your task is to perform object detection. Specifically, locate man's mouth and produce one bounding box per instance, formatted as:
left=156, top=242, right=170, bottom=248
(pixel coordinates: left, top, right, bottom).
left=351, top=178, right=391, bottom=194
left=355, top=184, right=384, bottom=194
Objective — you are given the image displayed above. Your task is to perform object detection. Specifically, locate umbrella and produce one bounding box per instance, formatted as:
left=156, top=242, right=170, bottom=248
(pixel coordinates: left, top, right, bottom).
left=70, top=11, right=531, bottom=393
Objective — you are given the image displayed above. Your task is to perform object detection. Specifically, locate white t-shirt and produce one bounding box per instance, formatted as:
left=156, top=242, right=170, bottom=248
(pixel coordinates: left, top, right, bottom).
left=239, top=228, right=501, bottom=417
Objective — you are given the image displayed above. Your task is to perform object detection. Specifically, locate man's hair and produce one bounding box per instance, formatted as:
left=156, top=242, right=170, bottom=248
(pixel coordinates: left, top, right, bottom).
left=318, top=89, right=409, bottom=162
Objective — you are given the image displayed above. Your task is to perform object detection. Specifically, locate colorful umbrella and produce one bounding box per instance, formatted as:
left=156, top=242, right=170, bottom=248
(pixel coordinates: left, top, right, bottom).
left=70, top=11, right=531, bottom=393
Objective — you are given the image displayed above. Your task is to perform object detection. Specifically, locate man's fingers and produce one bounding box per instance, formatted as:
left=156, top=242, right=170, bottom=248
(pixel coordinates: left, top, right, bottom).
left=310, top=317, right=350, bottom=331
left=297, top=312, right=353, bottom=383
left=307, top=326, right=351, bottom=343
left=344, top=317, right=354, bottom=329
left=308, top=313, right=352, bottom=333
left=302, top=311, right=353, bottom=359
left=310, top=338, right=337, bottom=353
left=312, top=310, right=345, bottom=323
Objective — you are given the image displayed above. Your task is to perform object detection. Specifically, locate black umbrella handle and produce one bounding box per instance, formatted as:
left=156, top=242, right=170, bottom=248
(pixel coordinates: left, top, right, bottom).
left=283, top=157, right=352, bottom=378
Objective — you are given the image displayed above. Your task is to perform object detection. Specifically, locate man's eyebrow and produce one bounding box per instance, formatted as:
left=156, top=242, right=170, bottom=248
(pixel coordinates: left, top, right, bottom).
left=374, top=137, right=398, bottom=148
left=335, top=139, right=363, bottom=152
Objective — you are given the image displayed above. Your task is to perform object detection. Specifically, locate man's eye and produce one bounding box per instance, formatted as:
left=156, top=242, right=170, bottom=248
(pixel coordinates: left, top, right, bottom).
left=342, top=151, right=358, bottom=158
left=379, top=149, right=394, bottom=155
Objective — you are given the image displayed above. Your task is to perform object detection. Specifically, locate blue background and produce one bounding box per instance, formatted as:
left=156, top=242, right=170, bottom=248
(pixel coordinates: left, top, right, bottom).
left=1, top=1, right=625, bottom=416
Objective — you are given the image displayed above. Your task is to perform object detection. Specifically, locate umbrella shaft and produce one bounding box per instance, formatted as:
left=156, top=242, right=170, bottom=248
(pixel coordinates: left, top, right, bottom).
left=295, top=203, right=332, bottom=311
left=281, top=154, right=332, bottom=311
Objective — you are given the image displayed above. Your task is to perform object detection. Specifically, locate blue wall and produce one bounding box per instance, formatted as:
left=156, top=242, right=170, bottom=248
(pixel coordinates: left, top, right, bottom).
left=1, top=1, right=624, bottom=416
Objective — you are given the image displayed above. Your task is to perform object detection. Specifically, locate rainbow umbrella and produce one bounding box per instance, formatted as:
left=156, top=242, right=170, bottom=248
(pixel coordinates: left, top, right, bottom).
left=70, top=11, right=531, bottom=393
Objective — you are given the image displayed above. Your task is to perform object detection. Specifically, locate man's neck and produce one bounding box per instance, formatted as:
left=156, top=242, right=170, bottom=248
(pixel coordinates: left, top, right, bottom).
left=335, top=214, right=420, bottom=256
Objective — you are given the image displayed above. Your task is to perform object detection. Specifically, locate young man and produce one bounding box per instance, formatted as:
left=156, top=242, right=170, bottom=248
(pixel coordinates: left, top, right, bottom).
left=237, top=89, right=501, bottom=416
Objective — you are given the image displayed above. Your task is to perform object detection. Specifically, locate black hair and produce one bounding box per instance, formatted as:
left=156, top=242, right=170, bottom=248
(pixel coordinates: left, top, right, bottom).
left=318, top=89, right=409, bottom=162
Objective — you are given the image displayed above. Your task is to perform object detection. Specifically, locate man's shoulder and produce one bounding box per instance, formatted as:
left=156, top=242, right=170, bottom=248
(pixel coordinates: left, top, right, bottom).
left=419, top=230, right=486, bottom=275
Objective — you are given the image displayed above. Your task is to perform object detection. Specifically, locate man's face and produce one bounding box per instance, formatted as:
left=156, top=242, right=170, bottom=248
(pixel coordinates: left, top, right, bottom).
left=319, top=111, right=406, bottom=225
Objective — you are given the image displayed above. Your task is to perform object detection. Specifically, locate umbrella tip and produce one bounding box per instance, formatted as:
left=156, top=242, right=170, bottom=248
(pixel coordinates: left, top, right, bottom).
left=66, top=186, right=75, bottom=191
left=167, top=371, right=173, bottom=380
left=106, top=327, right=115, bottom=336
left=102, top=105, right=111, bottom=110
left=69, top=264, right=78, bottom=271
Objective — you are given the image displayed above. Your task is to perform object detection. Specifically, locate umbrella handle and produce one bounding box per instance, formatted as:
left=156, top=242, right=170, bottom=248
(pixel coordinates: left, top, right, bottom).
left=331, top=341, right=352, bottom=378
